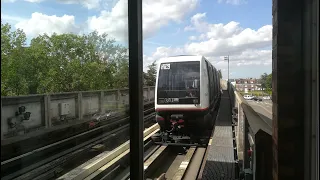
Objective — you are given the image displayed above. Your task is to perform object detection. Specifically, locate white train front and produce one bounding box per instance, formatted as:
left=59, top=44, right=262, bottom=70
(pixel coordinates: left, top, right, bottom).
left=152, top=55, right=221, bottom=146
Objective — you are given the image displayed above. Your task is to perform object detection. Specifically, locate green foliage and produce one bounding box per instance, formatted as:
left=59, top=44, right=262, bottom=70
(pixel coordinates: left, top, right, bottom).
left=1, top=21, right=137, bottom=96
left=265, top=73, right=272, bottom=90
left=259, top=72, right=272, bottom=95
left=259, top=72, right=268, bottom=90
left=144, top=61, right=157, bottom=86
left=1, top=22, right=28, bottom=96
left=239, top=90, right=268, bottom=97
left=260, top=72, right=272, bottom=90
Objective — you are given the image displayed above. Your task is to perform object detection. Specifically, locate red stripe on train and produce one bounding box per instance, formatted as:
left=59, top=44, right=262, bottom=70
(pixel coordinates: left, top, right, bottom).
left=155, top=107, right=209, bottom=112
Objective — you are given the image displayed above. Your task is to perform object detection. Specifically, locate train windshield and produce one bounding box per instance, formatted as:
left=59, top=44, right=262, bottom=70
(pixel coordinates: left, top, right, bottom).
left=157, top=61, right=200, bottom=104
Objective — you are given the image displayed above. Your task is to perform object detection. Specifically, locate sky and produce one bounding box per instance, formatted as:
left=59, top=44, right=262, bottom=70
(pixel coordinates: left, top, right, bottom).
left=1, top=0, right=272, bottom=79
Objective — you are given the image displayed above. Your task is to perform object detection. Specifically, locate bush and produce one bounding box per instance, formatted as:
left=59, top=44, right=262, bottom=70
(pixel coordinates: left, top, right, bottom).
left=239, top=90, right=271, bottom=97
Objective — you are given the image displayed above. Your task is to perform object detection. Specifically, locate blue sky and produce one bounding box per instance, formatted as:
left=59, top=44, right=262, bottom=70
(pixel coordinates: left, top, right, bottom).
left=1, top=0, right=272, bottom=79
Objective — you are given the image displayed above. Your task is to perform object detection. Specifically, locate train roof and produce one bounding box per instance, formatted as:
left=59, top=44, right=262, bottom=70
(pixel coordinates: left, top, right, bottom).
left=157, top=55, right=204, bottom=63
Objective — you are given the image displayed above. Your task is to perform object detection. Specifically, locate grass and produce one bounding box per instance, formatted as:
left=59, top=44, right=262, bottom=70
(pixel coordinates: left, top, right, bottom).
left=239, top=90, right=272, bottom=97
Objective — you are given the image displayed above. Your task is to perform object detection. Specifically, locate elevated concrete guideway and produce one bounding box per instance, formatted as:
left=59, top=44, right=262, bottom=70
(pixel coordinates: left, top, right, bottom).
left=200, top=90, right=238, bottom=179
left=247, top=101, right=272, bottom=128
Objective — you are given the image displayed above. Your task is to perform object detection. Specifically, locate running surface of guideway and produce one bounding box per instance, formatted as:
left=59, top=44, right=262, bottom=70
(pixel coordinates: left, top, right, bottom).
left=183, top=79, right=239, bottom=180
left=247, top=100, right=272, bottom=128
left=199, top=89, right=238, bottom=180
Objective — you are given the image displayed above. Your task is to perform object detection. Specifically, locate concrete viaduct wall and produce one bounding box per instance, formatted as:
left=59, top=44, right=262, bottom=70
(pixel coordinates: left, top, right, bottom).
left=1, top=87, right=155, bottom=140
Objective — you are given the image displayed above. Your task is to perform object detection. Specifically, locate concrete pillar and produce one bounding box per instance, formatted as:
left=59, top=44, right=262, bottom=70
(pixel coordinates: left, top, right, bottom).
left=243, top=117, right=250, bottom=169
left=272, top=0, right=305, bottom=179
left=100, top=91, right=105, bottom=114
left=117, top=90, right=121, bottom=109
left=78, top=92, right=83, bottom=121
left=1, top=99, right=3, bottom=140
left=147, top=87, right=151, bottom=101
left=44, top=95, right=52, bottom=128
left=237, top=102, right=244, bottom=162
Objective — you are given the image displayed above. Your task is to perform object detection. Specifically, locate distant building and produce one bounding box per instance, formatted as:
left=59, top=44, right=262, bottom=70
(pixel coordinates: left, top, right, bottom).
left=234, top=78, right=261, bottom=91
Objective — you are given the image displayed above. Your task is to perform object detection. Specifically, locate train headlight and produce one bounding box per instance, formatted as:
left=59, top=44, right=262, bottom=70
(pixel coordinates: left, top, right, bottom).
left=193, top=99, right=199, bottom=104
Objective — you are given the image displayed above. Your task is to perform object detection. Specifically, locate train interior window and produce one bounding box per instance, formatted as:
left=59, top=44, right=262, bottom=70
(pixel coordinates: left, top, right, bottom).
left=210, top=65, right=214, bottom=102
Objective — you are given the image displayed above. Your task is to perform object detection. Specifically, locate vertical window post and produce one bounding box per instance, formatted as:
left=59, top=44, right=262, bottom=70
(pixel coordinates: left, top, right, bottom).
left=128, top=0, right=144, bottom=179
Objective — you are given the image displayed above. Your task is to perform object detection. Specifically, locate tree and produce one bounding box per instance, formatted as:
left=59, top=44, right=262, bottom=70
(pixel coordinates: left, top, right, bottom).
left=265, top=73, right=272, bottom=90
left=84, top=31, right=128, bottom=88
left=1, top=22, right=28, bottom=96
left=218, top=69, right=222, bottom=79
left=260, top=72, right=268, bottom=91
left=144, top=61, right=157, bottom=86
left=28, top=33, right=104, bottom=93
left=1, top=20, right=130, bottom=96
left=259, top=72, right=272, bottom=95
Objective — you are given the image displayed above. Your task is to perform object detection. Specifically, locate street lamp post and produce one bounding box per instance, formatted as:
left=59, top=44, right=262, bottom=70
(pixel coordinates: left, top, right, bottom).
left=224, top=55, right=229, bottom=82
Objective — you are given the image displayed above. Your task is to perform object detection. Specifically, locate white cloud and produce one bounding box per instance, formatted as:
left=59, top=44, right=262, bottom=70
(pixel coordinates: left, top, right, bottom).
left=4, top=0, right=271, bottom=77
left=56, top=0, right=102, bottom=9
left=143, top=47, right=271, bottom=76
left=189, top=36, right=197, bottom=40
left=1, top=0, right=114, bottom=9
left=15, top=12, right=81, bottom=37
left=143, top=46, right=185, bottom=71
left=24, top=0, right=44, bottom=2
left=1, top=0, right=17, bottom=2
left=217, top=0, right=247, bottom=5
left=5, top=0, right=199, bottom=42
left=183, top=13, right=272, bottom=56
left=186, top=13, right=244, bottom=40
left=144, top=47, right=271, bottom=67
left=88, top=0, right=199, bottom=42
left=1, top=0, right=44, bottom=2
left=143, top=12, right=272, bottom=76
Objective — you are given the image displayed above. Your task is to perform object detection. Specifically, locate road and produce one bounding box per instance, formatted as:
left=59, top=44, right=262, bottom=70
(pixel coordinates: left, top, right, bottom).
left=247, top=100, right=272, bottom=128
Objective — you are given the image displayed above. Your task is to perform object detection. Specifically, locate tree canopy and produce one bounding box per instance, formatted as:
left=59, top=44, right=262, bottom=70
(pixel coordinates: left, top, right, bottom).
left=260, top=72, right=272, bottom=91
left=1, top=22, right=155, bottom=96
left=144, top=61, right=157, bottom=86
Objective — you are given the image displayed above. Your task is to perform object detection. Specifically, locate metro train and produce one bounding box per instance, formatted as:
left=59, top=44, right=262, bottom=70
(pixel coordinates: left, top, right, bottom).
left=151, top=55, right=222, bottom=146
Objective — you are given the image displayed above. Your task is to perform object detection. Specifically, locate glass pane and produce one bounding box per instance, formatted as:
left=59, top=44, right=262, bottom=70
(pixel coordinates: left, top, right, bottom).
left=1, top=0, right=130, bottom=179
left=157, top=61, right=200, bottom=104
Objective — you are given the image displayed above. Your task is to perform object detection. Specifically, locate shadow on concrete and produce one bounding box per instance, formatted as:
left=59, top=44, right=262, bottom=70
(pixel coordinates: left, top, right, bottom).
left=255, top=112, right=272, bottom=128
left=254, top=130, right=273, bottom=180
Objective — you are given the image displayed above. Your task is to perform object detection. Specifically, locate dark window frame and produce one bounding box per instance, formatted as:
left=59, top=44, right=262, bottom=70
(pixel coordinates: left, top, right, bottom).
left=128, top=0, right=144, bottom=179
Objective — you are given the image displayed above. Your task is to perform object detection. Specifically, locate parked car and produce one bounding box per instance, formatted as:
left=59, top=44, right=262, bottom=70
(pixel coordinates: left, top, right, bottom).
left=253, top=96, right=262, bottom=101
left=243, top=94, right=254, bottom=100
left=263, top=96, right=271, bottom=100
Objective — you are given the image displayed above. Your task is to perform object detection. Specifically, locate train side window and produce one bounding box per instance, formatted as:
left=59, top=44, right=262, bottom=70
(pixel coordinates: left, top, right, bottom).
left=208, top=62, right=214, bottom=102
left=209, top=65, right=214, bottom=101
left=205, top=60, right=213, bottom=101
left=215, top=68, right=218, bottom=94
left=212, top=67, right=217, bottom=98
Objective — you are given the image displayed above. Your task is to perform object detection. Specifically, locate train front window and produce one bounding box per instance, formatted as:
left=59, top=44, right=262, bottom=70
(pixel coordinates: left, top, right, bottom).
left=157, top=61, right=200, bottom=104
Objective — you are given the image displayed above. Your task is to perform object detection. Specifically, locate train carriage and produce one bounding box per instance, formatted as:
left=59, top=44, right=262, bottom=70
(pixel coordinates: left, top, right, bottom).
left=152, top=55, right=221, bottom=146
